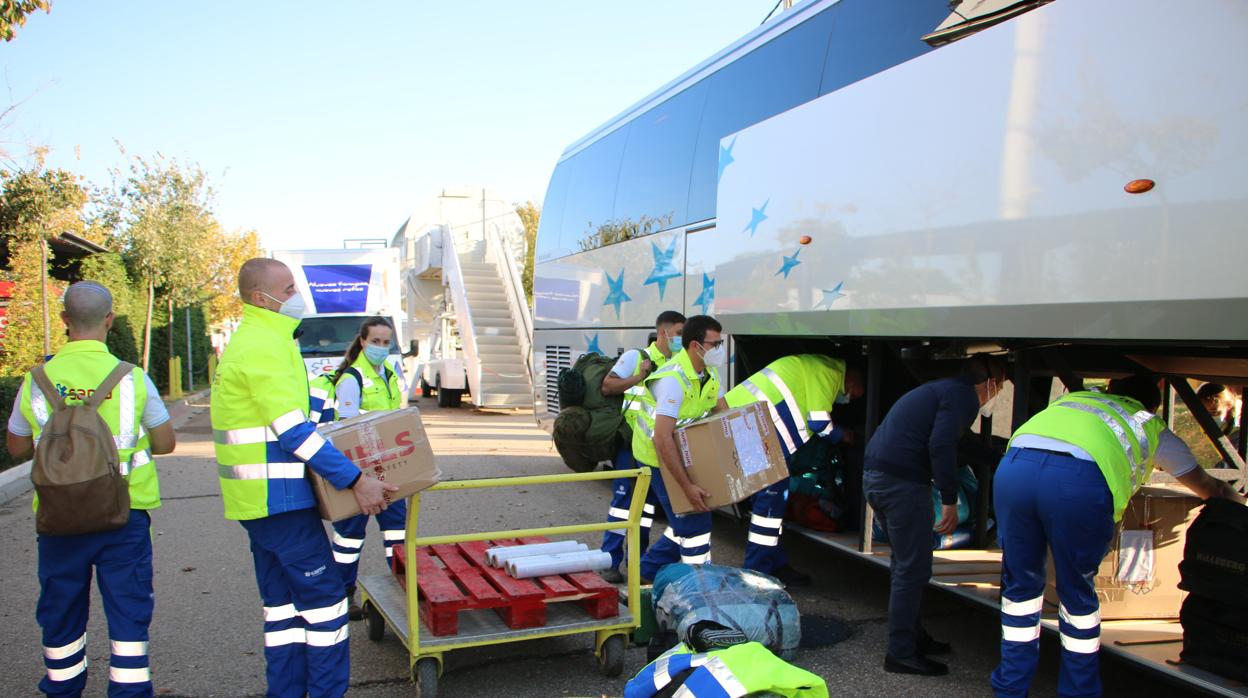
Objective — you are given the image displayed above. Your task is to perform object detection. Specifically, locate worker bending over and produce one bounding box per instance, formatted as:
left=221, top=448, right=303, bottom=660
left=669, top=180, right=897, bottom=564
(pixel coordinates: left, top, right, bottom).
left=8, top=282, right=176, bottom=697
left=212, top=259, right=395, bottom=697
left=719, top=354, right=864, bottom=586
left=864, top=356, right=1007, bottom=677
left=992, top=375, right=1245, bottom=698
left=598, top=310, right=685, bottom=583
left=633, top=315, right=726, bottom=582
left=328, top=317, right=407, bottom=620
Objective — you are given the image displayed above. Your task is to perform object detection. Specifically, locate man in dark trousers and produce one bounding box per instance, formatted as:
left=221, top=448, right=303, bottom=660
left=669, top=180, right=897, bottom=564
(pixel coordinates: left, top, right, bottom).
left=863, top=356, right=1006, bottom=676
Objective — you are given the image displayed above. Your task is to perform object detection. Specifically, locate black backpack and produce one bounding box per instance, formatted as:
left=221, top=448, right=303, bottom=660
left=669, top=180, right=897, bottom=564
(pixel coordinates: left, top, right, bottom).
left=551, top=351, right=645, bottom=473
left=1178, top=497, right=1248, bottom=607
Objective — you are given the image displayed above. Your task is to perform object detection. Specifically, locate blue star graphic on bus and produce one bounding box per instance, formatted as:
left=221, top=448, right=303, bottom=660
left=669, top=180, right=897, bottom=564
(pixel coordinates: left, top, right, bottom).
left=743, top=199, right=769, bottom=237
left=643, top=237, right=681, bottom=300
left=602, top=269, right=632, bottom=319
left=775, top=248, right=802, bottom=278
left=585, top=334, right=603, bottom=356
left=815, top=282, right=845, bottom=309
left=717, top=136, right=737, bottom=181
left=693, top=273, right=715, bottom=315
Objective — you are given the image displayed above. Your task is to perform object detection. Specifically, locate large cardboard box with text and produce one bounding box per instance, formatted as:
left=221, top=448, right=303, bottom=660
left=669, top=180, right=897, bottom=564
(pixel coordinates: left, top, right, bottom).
left=1044, top=486, right=1202, bottom=620
left=661, top=403, right=789, bottom=515
left=311, top=407, right=439, bottom=522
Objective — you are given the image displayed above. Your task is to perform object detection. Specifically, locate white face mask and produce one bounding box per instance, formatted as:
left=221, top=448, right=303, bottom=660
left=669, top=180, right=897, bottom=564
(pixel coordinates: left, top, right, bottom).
left=701, top=344, right=726, bottom=367
left=263, top=291, right=307, bottom=320
left=979, top=381, right=999, bottom=418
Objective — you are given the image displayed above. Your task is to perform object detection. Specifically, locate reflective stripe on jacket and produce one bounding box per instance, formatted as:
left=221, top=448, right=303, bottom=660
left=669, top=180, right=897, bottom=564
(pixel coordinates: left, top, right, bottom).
left=1011, top=391, right=1164, bottom=521
left=724, top=354, right=846, bottom=457
left=625, top=641, right=828, bottom=698
left=622, top=343, right=671, bottom=429
left=18, top=340, right=160, bottom=510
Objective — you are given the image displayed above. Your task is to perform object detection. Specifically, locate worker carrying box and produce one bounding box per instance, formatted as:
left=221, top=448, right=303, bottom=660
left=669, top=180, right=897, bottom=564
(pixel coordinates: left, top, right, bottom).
left=660, top=403, right=789, bottom=515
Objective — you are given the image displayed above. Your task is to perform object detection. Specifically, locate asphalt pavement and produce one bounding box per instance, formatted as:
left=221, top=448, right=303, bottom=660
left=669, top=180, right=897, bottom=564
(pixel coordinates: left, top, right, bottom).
left=0, top=398, right=1205, bottom=697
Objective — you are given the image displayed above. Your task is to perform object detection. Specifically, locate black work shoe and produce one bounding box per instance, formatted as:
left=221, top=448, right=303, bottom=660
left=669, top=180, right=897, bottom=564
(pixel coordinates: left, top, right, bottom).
left=884, top=654, right=948, bottom=676
left=601, top=567, right=625, bottom=584
left=772, top=565, right=812, bottom=587
left=347, top=589, right=363, bottom=621
left=919, top=635, right=952, bottom=655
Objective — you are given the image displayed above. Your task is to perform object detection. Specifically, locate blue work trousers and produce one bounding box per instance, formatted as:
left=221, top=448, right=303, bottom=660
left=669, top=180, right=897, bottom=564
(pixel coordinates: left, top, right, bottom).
left=991, top=448, right=1114, bottom=698
left=743, top=473, right=791, bottom=575
left=863, top=469, right=935, bottom=660
left=600, top=445, right=659, bottom=568
left=240, top=508, right=351, bottom=698
left=638, top=460, right=713, bottom=581
left=36, top=509, right=154, bottom=698
left=330, top=498, right=408, bottom=591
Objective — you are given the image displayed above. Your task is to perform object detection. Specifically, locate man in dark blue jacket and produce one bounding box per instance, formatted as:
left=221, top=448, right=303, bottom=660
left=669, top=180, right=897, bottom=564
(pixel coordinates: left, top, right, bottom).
left=864, top=356, right=1006, bottom=676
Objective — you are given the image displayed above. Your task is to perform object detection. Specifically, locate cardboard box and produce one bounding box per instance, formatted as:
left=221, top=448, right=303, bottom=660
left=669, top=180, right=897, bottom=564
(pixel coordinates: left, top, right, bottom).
left=1044, top=486, right=1203, bottom=620
left=661, top=403, right=789, bottom=515
left=312, top=407, right=440, bottom=522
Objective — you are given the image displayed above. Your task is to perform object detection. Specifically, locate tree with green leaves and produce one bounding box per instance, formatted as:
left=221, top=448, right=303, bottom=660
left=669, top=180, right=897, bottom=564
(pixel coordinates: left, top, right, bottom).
left=515, top=201, right=539, bottom=302
left=101, top=151, right=217, bottom=371
left=0, top=164, right=88, bottom=375
left=0, top=0, right=50, bottom=42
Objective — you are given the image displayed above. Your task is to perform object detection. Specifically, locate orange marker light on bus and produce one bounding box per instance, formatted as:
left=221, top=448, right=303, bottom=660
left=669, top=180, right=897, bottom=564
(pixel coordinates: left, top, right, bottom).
left=1124, top=179, right=1155, bottom=194
left=799, top=235, right=812, bottom=245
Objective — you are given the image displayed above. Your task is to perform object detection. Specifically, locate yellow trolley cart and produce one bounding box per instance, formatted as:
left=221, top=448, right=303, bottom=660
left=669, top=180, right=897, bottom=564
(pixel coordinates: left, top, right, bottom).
left=357, top=468, right=651, bottom=697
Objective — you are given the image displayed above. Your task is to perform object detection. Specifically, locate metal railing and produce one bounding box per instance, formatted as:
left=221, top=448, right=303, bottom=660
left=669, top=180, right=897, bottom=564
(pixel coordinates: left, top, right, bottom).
left=440, top=227, right=481, bottom=401
left=484, top=222, right=535, bottom=402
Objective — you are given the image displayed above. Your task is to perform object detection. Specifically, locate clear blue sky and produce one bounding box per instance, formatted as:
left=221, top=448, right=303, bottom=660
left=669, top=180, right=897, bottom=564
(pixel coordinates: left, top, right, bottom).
left=2, top=1, right=772, bottom=250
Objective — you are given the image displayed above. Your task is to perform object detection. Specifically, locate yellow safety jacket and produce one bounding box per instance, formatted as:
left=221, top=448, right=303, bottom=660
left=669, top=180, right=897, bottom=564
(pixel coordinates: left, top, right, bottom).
left=308, top=374, right=336, bottom=423
left=335, top=352, right=402, bottom=416
left=631, top=349, right=720, bottom=467
left=18, top=340, right=160, bottom=510
left=625, top=641, right=828, bottom=698
left=210, top=304, right=360, bottom=520
left=724, top=354, right=846, bottom=457
left=1011, top=391, right=1165, bottom=521
left=621, top=342, right=671, bottom=430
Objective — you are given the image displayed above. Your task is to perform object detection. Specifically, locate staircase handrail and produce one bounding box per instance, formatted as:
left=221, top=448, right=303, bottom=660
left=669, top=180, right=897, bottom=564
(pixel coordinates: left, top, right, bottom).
left=440, top=226, right=482, bottom=401
left=484, top=222, right=535, bottom=402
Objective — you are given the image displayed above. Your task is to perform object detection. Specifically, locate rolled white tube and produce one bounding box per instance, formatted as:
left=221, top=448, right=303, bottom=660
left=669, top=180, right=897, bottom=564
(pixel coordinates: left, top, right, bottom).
left=507, top=551, right=613, bottom=579
left=486, top=541, right=586, bottom=567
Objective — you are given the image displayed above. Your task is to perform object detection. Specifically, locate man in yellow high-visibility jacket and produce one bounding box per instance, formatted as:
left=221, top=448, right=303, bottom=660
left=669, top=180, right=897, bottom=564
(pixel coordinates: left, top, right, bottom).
left=992, top=375, right=1245, bottom=697
left=7, top=281, right=176, bottom=697
left=211, top=258, right=395, bottom=697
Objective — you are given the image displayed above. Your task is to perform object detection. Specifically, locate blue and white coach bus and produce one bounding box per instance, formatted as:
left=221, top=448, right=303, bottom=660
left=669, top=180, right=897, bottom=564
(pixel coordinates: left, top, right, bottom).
left=532, top=1, right=1247, bottom=692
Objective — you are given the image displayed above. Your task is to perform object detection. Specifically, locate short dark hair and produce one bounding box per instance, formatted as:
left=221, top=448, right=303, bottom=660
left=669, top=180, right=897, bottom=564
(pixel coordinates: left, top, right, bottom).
left=682, top=315, right=722, bottom=348
left=1196, top=383, right=1226, bottom=401
left=655, top=310, right=686, bottom=329
left=1107, top=374, right=1162, bottom=412
left=959, top=354, right=1007, bottom=385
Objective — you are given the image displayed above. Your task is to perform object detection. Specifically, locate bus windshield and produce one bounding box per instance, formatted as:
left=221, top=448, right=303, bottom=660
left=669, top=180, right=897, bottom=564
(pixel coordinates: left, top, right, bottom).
left=298, top=317, right=397, bottom=357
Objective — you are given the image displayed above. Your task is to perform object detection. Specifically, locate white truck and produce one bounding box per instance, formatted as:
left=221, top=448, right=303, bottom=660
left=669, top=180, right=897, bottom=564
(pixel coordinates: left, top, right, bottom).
left=271, top=247, right=408, bottom=395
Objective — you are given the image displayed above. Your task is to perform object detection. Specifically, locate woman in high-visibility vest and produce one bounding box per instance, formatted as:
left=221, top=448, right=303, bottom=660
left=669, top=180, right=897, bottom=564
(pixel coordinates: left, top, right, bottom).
left=326, top=316, right=406, bottom=619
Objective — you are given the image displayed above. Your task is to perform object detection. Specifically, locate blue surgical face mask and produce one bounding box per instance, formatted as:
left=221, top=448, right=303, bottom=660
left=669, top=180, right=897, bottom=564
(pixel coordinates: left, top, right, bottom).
left=669, top=336, right=682, bottom=353
left=835, top=392, right=851, bottom=405
left=363, top=344, right=390, bottom=365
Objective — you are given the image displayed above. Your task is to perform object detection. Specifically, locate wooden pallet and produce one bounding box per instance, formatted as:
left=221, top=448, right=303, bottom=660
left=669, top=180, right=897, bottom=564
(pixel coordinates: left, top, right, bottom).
left=391, top=537, right=618, bottom=636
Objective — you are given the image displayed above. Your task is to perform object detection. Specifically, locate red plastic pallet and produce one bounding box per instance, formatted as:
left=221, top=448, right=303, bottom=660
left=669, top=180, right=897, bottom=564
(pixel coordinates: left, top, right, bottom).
left=391, top=537, right=618, bottom=636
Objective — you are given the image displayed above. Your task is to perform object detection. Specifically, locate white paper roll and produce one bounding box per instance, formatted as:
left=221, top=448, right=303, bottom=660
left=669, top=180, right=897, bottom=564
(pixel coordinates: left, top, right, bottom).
left=507, top=551, right=613, bottom=579
left=485, top=541, right=587, bottom=567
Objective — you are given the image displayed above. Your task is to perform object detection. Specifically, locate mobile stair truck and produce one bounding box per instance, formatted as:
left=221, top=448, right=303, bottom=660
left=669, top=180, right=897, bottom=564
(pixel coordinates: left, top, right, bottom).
left=393, top=191, right=535, bottom=409
left=271, top=247, right=408, bottom=393
left=529, top=0, right=1248, bottom=694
